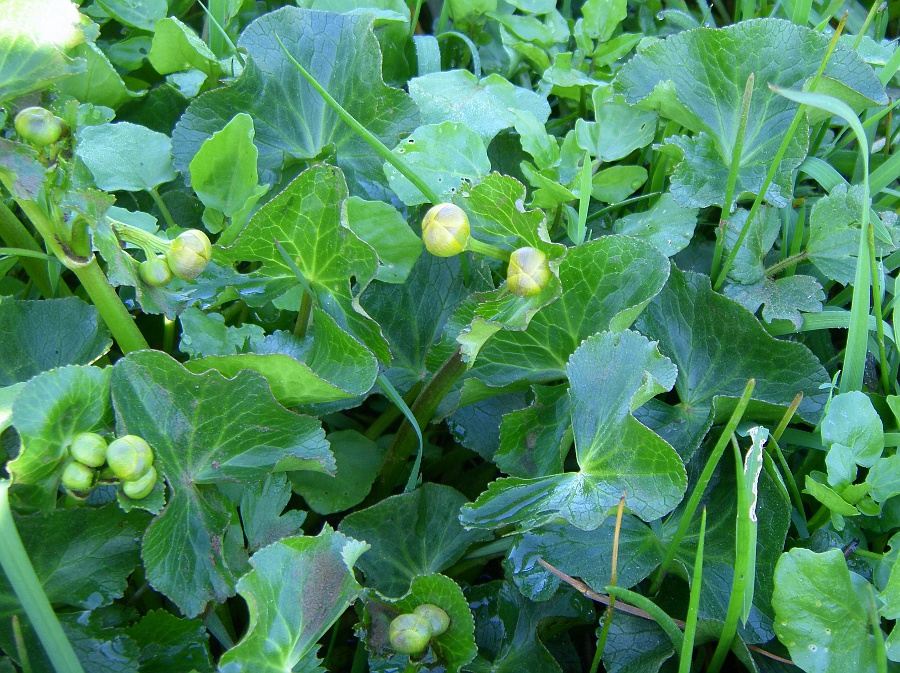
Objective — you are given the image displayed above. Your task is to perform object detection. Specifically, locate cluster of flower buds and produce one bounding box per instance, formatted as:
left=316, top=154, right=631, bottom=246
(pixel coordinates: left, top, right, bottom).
left=388, top=604, right=451, bottom=655
left=421, top=203, right=551, bottom=298
left=61, top=432, right=158, bottom=500
left=138, top=230, right=212, bottom=286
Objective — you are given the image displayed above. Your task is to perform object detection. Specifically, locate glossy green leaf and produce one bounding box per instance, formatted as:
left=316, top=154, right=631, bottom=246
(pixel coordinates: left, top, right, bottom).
left=472, top=236, right=669, bottom=387
left=385, top=121, right=491, bottom=206
left=149, top=17, right=220, bottom=78
left=821, top=392, right=884, bottom=468
left=612, top=193, right=698, bottom=257
left=724, top=275, right=825, bottom=329
left=448, top=391, right=528, bottom=461
left=634, top=267, right=829, bottom=460
left=7, top=365, right=111, bottom=512
left=239, top=473, right=306, bottom=552
left=575, top=102, right=656, bottom=162
left=365, top=574, right=476, bottom=673
left=591, top=165, right=647, bottom=203
left=465, top=582, right=593, bottom=673
left=95, top=0, right=165, bottom=31
left=722, top=206, right=781, bottom=285
left=339, top=483, right=490, bottom=597
left=186, top=309, right=378, bottom=407
left=172, top=7, right=420, bottom=202
left=0, top=298, right=111, bottom=386
left=290, top=430, right=385, bottom=514
left=773, top=548, right=881, bottom=672
left=76, top=122, right=176, bottom=192
left=111, top=350, right=332, bottom=617
left=58, top=42, right=143, bottom=109
left=0, top=504, right=145, bottom=618
left=616, top=19, right=887, bottom=209
left=582, top=0, right=627, bottom=41
left=0, top=0, right=87, bottom=103
left=224, top=164, right=389, bottom=361
left=218, top=526, right=368, bottom=673
left=409, top=70, right=550, bottom=146
left=867, top=454, right=900, bottom=503
left=346, top=196, right=422, bottom=284
left=462, top=329, right=685, bottom=529
left=495, top=384, right=570, bottom=478
left=189, top=113, right=263, bottom=217
left=124, top=609, right=213, bottom=673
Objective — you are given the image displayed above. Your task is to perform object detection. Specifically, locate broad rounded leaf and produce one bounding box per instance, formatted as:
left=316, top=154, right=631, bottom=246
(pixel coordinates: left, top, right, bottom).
left=76, top=122, right=176, bottom=192
left=0, top=298, right=111, bottom=386
left=821, top=391, right=884, bottom=468
left=111, top=350, right=332, bottom=617
left=218, top=526, right=368, bottom=673
left=172, top=7, right=420, bottom=202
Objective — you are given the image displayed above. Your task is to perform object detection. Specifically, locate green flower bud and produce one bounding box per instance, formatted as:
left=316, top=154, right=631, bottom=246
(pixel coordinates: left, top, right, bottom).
left=61, top=461, right=95, bottom=492
left=421, top=203, right=470, bottom=257
left=389, top=613, right=432, bottom=655
left=69, top=432, right=107, bottom=468
left=166, top=230, right=212, bottom=280
left=14, top=107, right=65, bottom=147
left=507, top=247, right=551, bottom=298
left=106, top=435, right=154, bottom=480
left=139, top=255, right=174, bottom=287
left=413, top=604, right=450, bottom=637
left=122, top=465, right=157, bottom=500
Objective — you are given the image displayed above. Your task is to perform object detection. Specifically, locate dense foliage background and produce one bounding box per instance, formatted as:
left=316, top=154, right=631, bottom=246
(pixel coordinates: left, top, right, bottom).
left=2, top=0, right=900, bottom=671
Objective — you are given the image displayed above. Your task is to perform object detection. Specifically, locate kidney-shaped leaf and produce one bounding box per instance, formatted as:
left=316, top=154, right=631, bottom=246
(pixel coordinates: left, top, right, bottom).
left=462, top=330, right=686, bottom=530
left=111, top=350, right=332, bottom=617
left=218, top=526, right=368, bottom=673
left=172, top=7, right=420, bottom=202
left=616, top=19, right=887, bottom=209
left=76, top=122, right=177, bottom=192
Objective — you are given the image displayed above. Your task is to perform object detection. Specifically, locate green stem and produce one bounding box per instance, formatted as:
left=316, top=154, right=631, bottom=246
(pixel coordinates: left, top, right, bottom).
left=0, top=481, right=86, bottom=673
left=0, top=247, right=55, bottom=261
left=650, top=379, right=756, bottom=594
left=711, top=73, right=755, bottom=282
left=294, top=290, right=313, bottom=339
left=765, top=251, right=808, bottom=277
left=767, top=438, right=807, bottom=530
left=410, top=0, right=424, bottom=37
left=148, top=188, right=177, bottom=230
left=466, top=237, right=511, bottom=261
left=679, top=508, right=706, bottom=673
left=372, top=348, right=468, bottom=498
left=110, top=220, right=171, bottom=255
left=17, top=200, right=149, bottom=353
left=0, top=199, right=70, bottom=298
left=605, top=586, right=684, bottom=652
left=867, top=223, right=890, bottom=393
left=708, top=437, right=752, bottom=673
left=807, top=504, right=831, bottom=531
left=163, top=317, right=175, bottom=355
left=274, top=35, right=442, bottom=205
left=365, top=382, right=423, bottom=441
left=714, top=18, right=845, bottom=290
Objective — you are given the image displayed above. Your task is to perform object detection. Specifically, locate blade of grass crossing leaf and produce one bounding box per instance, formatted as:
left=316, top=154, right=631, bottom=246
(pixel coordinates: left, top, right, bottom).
left=650, top=379, right=756, bottom=594
left=679, top=508, right=706, bottom=673
left=593, top=493, right=627, bottom=672
left=814, top=2, right=846, bottom=30
left=852, top=0, right=883, bottom=50
left=772, top=87, right=871, bottom=393
left=605, top=586, right=684, bottom=652
left=880, top=45, right=900, bottom=85
left=707, top=431, right=764, bottom=673
left=273, top=238, right=318, bottom=303
left=714, top=17, right=845, bottom=290
left=377, top=374, right=424, bottom=492
left=573, top=151, right=592, bottom=245
left=436, top=32, right=482, bottom=78
left=791, top=0, right=812, bottom=25
left=711, top=73, right=754, bottom=281
left=0, top=481, right=85, bottom=673
left=867, top=223, right=890, bottom=392
left=196, top=0, right=243, bottom=64
left=274, top=34, right=441, bottom=206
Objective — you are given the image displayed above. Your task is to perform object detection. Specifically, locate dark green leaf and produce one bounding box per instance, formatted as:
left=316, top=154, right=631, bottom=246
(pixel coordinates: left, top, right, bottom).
left=124, top=609, right=213, bottom=673
left=240, top=473, right=306, bottom=552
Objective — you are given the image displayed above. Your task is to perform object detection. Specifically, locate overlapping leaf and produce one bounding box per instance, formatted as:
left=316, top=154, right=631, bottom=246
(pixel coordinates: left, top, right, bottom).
left=461, top=329, right=686, bottom=530
left=616, top=19, right=887, bottom=209
left=111, top=350, right=332, bottom=617
left=172, top=7, right=420, bottom=202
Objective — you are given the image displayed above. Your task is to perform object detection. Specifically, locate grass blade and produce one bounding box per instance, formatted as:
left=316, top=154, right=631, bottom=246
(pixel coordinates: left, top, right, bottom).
left=678, top=508, right=706, bottom=673
left=376, top=374, right=424, bottom=492
left=0, top=481, right=85, bottom=673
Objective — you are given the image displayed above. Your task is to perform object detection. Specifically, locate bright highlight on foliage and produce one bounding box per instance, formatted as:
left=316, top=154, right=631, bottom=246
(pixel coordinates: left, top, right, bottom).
left=1, top=1, right=899, bottom=672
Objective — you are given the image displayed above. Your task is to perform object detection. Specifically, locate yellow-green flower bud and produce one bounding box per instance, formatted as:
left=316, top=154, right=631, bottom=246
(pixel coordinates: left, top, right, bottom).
left=122, top=465, right=157, bottom=500
left=389, top=613, right=432, bottom=655
left=69, top=432, right=107, bottom=468
left=421, top=203, right=470, bottom=257
left=413, top=604, right=450, bottom=637
left=106, top=435, right=154, bottom=481
left=139, top=255, right=174, bottom=287
left=14, top=107, right=65, bottom=147
left=61, top=461, right=95, bottom=492
left=507, top=247, right=551, bottom=298
left=165, top=230, right=212, bottom=280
